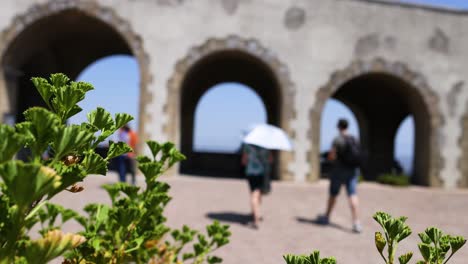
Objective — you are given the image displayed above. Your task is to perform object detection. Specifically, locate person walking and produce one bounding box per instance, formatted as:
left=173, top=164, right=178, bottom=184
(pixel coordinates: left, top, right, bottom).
left=318, top=118, right=362, bottom=233
left=242, top=143, right=272, bottom=229
left=116, top=125, right=138, bottom=185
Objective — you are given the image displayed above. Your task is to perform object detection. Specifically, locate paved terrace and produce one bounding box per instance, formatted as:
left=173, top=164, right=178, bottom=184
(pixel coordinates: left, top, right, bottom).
left=51, top=174, right=468, bottom=264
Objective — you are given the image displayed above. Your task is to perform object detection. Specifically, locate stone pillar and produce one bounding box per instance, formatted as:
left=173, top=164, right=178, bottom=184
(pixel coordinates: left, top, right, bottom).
left=0, top=73, right=11, bottom=123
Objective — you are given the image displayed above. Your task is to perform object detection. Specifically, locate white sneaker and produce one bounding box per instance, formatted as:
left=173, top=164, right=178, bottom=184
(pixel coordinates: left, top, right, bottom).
left=352, top=223, right=363, bottom=233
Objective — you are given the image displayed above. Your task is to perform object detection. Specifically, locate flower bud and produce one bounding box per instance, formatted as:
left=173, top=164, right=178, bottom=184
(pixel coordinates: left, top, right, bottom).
left=68, top=184, right=84, bottom=193
left=375, top=231, right=386, bottom=253
left=63, top=155, right=80, bottom=166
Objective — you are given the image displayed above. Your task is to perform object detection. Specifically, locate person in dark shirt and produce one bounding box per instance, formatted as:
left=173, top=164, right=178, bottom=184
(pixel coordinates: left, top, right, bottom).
left=317, top=118, right=362, bottom=233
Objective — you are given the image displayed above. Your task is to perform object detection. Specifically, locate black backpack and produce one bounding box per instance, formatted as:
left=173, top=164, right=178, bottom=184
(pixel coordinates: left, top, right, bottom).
left=337, top=136, right=362, bottom=168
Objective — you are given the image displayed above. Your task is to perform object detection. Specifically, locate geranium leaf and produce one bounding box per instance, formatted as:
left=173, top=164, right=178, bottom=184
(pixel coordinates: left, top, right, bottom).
left=107, top=141, right=132, bottom=160
left=23, top=107, right=60, bottom=156
left=53, top=125, right=94, bottom=160
left=0, top=125, right=27, bottom=163
left=0, top=161, right=61, bottom=210
left=31, top=77, right=55, bottom=109
left=50, top=73, right=70, bottom=87
left=23, top=230, right=85, bottom=263
left=81, top=152, right=107, bottom=175
left=87, top=108, right=114, bottom=131
left=115, top=113, right=133, bottom=130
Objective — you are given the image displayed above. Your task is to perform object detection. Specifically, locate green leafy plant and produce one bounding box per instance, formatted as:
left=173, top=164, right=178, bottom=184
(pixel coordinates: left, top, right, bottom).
left=373, top=212, right=466, bottom=264
left=0, top=73, right=230, bottom=263
left=283, top=251, right=336, bottom=264
left=376, top=174, right=410, bottom=186
left=284, top=212, right=466, bottom=264
left=373, top=212, right=413, bottom=264
left=64, top=141, right=230, bottom=263
left=416, top=227, right=466, bottom=264
left=0, top=74, right=104, bottom=263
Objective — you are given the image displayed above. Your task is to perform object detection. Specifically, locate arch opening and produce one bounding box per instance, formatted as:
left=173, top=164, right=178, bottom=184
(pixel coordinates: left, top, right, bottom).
left=316, top=72, right=433, bottom=185
left=193, top=82, right=267, bottom=154
left=1, top=9, right=135, bottom=123
left=180, top=51, right=282, bottom=178
left=310, top=65, right=436, bottom=186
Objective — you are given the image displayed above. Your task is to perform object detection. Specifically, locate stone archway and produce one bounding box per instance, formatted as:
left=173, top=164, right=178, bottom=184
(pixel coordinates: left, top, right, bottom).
left=309, top=58, right=444, bottom=186
left=0, top=0, right=152, bottom=152
left=165, top=35, right=296, bottom=179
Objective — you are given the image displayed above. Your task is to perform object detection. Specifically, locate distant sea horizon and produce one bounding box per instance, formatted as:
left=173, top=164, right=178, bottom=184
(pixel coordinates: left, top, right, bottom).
left=195, top=145, right=414, bottom=176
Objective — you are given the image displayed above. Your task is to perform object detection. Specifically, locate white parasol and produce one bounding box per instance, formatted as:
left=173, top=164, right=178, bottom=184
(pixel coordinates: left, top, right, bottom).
left=242, top=123, right=293, bottom=151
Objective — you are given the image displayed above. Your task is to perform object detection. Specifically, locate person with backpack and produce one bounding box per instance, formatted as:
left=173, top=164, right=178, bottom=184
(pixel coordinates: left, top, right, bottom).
left=242, top=143, right=272, bottom=229
left=317, top=118, right=362, bottom=233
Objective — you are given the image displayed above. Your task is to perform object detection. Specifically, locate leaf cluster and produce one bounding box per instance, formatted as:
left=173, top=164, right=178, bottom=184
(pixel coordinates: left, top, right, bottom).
left=416, top=227, right=466, bottom=264
left=283, top=251, right=336, bottom=264
left=283, top=212, right=466, bottom=264
left=373, top=211, right=413, bottom=264
left=373, top=212, right=466, bottom=264
left=64, top=141, right=230, bottom=263
left=0, top=73, right=231, bottom=263
left=0, top=74, right=130, bottom=262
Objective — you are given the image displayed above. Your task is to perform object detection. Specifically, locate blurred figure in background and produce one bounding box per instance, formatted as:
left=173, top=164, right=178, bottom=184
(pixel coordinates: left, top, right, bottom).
left=242, top=143, right=272, bottom=229
left=117, top=125, right=138, bottom=185
left=317, top=118, right=362, bottom=233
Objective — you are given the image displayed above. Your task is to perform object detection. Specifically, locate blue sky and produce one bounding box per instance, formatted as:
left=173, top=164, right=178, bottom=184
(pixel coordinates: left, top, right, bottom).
left=193, top=83, right=266, bottom=152
left=398, top=0, right=468, bottom=9
left=73, top=0, right=465, bottom=173
left=71, top=55, right=140, bottom=133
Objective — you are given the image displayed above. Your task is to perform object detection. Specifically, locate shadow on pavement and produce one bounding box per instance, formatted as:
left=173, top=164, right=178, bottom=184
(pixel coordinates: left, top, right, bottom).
left=295, top=216, right=352, bottom=233
left=206, top=212, right=252, bottom=226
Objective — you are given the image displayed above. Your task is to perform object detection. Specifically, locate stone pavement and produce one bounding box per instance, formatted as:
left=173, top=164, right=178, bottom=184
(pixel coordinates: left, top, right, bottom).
left=50, top=174, right=468, bottom=264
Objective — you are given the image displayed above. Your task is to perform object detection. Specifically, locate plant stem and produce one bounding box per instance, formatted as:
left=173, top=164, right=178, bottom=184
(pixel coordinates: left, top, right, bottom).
left=387, top=241, right=394, bottom=264
left=378, top=250, right=388, bottom=263
left=443, top=252, right=455, bottom=264
left=25, top=200, right=47, bottom=221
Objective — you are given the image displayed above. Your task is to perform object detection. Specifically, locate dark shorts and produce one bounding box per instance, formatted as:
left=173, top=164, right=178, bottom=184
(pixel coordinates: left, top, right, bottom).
left=247, top=175, right=264, bottom=192
left=329, top=167, right=358, bottom=197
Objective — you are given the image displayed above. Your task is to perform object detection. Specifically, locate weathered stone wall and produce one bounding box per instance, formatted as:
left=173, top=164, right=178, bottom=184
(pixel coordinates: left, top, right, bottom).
left=1, top=0, right=468, bottom=187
